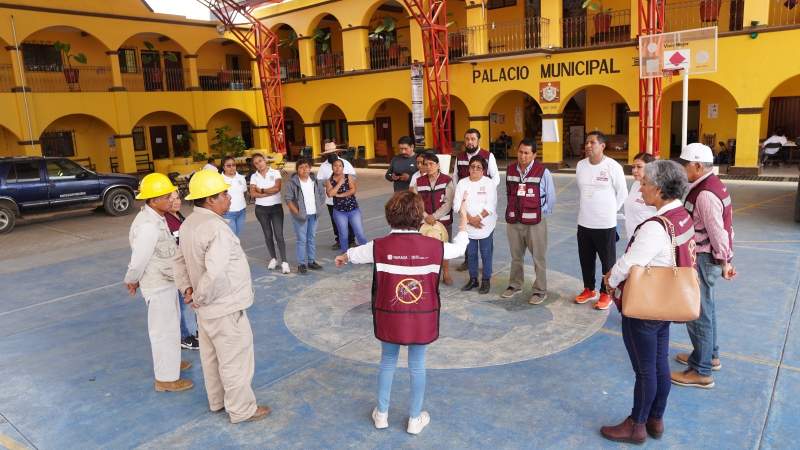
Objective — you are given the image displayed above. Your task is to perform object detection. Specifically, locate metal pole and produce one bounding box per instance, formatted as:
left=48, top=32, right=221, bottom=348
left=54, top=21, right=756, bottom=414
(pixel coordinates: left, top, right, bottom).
left=646, top=78, right=653, bottom=154
left=681, top=67, right=689, bottom=149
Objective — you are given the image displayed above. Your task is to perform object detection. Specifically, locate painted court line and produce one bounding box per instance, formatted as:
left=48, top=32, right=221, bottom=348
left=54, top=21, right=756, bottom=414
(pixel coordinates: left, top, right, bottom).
left=0, top=433, right=29, bottom=450
left=0, top=282, right=119, bottom=318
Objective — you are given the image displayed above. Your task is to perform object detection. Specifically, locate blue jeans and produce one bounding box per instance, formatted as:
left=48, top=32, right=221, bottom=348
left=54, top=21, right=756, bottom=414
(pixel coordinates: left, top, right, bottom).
left=224, top=208, right=246, bottom=236
left=333, top=208, right=367, bottom=254
left=467, top=232, right=494, bottom=279
left=178, top=291, right=196, bottom=340
left=377, top=342, right=427, bottom=418
left=686, top=252, right=722, bottom=376
left=291, top=214, right=318, bottom=265
left=622, top=316, right=671, bottom=423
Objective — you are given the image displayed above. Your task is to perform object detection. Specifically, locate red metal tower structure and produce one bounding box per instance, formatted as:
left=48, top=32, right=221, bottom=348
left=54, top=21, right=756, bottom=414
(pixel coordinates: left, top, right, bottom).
left=638, top=0, right=666, bottom=156
left=402, top=0, right=453, bottom=154
left=196, top=0, right=287, bottom=154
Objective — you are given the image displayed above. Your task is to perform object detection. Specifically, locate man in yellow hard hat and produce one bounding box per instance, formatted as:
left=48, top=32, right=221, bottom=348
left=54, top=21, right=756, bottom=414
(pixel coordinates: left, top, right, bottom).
left=124, top=173, right=194, bottom=393
left=173, top=170, right=270, bottom=423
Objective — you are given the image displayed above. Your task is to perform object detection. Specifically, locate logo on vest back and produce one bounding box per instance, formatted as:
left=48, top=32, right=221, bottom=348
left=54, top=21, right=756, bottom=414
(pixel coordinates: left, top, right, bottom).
left=679, top=217, right=689, bottom=227
left=395, top=278, right=424, bottom=305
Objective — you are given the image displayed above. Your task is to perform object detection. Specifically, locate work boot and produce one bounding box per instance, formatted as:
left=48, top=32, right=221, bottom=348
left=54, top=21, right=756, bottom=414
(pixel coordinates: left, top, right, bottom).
left=180, top=360, right=192, bottom=371
left=154, top=378, right=194, bottom=392
left=675, top=352, right=721, bottom=371
left=600, top=416, right=647, bottom=444
left=646, top=417, right=664, bottom=439
left=461, top=278, right=479, bottom=291
left=670, top=368, right=715, bottom=389
left=456, top=261, right=468, bottom=272
left=478, top=278, right=491, bottom=294
left=244, top=405, right=272, bottom=422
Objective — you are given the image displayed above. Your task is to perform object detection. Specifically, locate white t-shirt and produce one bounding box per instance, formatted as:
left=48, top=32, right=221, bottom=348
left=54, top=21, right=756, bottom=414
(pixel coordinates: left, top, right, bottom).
left=299, top=177, right=316, bottom=215
left=762, top=135, right=787, bottom=155
left=222, top=172, right=248, bottom=212
left=317, top=158, right=356, bottom=205
left=576, top=157, right=628, bottom=229
left=409, top=171, right=422, bottom=189
left=249, top=168, right=282, bottom=206
left=623, top=180, right=657, bottom=240
left=453, top=176, right=497, bottom=240
left=202, top=163, right=217, bottom=171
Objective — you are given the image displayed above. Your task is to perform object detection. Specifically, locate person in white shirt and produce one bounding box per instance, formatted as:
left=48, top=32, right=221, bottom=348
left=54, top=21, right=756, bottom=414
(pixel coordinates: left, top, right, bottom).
left=623, top=152, right=657, bottom=241
left=453, top=155, right=498, bottom=294
left=318, top=141, right=356, bottom=249
left=574, top=131, right=628, bottom=310
left=760, top=128, right=788, bottom=166
left=249, top=153, right=289, bottom=274
left=202, top=158, right=217, bottom=172
left=220, top=156, right=248, bottom=236
left=408, top=152, right=427, bottom=190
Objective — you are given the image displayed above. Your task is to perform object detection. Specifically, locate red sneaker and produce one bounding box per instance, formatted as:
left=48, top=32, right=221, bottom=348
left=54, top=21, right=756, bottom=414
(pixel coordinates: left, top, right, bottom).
left=574, top=288, right=598, bottom=304
left=594, top=293, right=612, bottom=310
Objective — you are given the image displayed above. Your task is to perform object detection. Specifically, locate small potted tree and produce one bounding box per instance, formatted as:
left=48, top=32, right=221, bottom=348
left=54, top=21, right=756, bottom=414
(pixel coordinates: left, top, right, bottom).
left=209, top=125, right=247, bottom=159
left=582, top=0, right=613, bottom=34
left=699, top=0, right=722, bottom=22
left=53, top=41, right=87, bottom=86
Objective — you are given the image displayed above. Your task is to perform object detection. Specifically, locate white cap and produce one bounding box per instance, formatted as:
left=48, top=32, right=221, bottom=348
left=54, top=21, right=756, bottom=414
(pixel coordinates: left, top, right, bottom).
left=679, top=143, right=714, bottom=163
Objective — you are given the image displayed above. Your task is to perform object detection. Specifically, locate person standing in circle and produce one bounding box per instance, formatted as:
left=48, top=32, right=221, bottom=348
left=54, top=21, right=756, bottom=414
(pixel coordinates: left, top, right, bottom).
left=408, top=151, right=427, bottom=190
left=249, top=153, right=289, bottom=274
left=326, top=159, right=368, bottom=254
left=335, top=191, right=469, bottom=435
left=285, top=157, right=326, bottom=274
left=413, top=153, right=455, bottom=285
left=164, top=190, right=199, bottom=350
left=454, top=155, right=498, bottom=294
left=220, top=155, right=248, bottom=237
left=623, top=153, right=657, bottom=241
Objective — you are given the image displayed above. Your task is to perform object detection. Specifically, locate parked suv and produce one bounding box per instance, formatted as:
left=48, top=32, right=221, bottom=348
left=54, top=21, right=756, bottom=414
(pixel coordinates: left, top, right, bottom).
left=0, top=157, right=139, bottom=233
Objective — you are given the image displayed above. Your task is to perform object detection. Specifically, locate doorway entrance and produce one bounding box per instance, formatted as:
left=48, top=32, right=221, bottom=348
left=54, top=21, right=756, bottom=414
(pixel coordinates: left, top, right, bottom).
left=670, top=100, right=700, bottom=154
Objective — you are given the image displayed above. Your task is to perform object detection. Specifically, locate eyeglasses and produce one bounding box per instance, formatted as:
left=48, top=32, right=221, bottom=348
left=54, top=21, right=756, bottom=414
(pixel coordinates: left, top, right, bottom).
left=469, top=165, right=484, bottom=170
left=224, top=164, right=236, bottom=167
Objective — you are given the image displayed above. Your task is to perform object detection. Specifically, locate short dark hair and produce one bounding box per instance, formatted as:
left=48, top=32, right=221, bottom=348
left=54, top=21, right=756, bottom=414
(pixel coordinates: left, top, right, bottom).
left=397, top=136, right=414, bottom=146
left=465, top=128, right=481, bottom=139
left=587, top=131, right=607, bottom=145
left=251, top=152, right=265, bottom=160
left=331, top=158, right=344, bottom=168
left=192, top=191, right=223, bottom=207
left=469, top=154, right=487, bottom=171
left=518, top=138, right=537, bottom=152
left=220, top=155, right=236, bottom=172
left=385, top=191, right=424, bottom=230
left=295, top=157, right=312, bottom=170
left=207, top=157, right=215, bottom=164
left=633, top=152, right=655, bottom=163
left=423, top=153, right=439, bottom=164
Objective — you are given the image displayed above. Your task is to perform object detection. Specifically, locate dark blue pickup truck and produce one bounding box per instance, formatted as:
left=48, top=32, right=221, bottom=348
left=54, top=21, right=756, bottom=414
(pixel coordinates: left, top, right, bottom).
left=0, top=157, right=139, bottom=233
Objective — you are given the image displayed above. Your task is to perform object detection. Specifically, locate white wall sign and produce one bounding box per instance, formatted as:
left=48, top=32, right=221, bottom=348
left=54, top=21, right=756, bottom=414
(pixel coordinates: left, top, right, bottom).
left=708, top=103, right=719, bottom=119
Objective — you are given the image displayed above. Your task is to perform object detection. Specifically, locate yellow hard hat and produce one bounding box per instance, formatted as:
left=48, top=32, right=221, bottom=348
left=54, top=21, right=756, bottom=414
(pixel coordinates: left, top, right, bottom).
left=185, top=169, right=230, bottom=200
left=136, top=173, right=177, bottom=200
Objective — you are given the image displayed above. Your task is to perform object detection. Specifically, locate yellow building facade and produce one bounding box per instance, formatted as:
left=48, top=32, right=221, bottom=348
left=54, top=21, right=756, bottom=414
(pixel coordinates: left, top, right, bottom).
left=1, top=0, right=799, bottom=176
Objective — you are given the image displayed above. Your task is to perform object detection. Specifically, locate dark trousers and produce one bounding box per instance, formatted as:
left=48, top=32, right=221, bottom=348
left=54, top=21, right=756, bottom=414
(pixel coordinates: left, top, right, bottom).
left=255, top=204, right=286, bottom=261
left=622, top=316, right=671, bottom=423
left=577, top=225, right=616, bottom=293
left=327, top=204, right=354, bottom=244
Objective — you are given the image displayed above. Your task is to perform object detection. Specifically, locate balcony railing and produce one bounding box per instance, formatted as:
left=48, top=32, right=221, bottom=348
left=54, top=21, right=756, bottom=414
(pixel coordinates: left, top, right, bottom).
left=24, top=66, right=113, bottom=92
left=562, top=10, right=632, bottom=49
left=770, top=0, right=800, bottom=27
left=315, top=52, right=344, bottom=77
left=121, top=67, right=189, bottom=92
left=367, top=42, right=411, bottom=70
left=451, top=17, right=550, bottom=58
left=664, top=0, right=745, bottom=33
left=0, top=65, right=13, bottom=91
left=198, top=69, right=252, bottom=91
left=281, top=58, right=301, bottom=81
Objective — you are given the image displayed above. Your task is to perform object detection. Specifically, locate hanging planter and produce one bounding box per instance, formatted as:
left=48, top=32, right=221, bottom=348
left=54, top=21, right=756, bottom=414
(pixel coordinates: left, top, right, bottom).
left=699, top=0, right=722, bottom=22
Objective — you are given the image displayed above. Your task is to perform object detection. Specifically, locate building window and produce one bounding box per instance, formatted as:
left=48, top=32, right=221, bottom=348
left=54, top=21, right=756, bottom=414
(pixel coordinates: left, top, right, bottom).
left=226, top=54, right=241, bottom=71
left=22, top=43, right=61, bottom=72
left=321, top=120, right=337, bottom=142
left=338, top=120, right=348, bottom=144
left=615, top=103, right=630, bottom=135
left=41, top=131, right=76, bottom=157
left=132, top=127, right=146, bottom=151
left=241, top=121, right=253, bottom=149
left=171, top=125, right=191, bottom=157
left=487, top=0, right=517, bottom=9
left=118, top=48, right=138, bottom=73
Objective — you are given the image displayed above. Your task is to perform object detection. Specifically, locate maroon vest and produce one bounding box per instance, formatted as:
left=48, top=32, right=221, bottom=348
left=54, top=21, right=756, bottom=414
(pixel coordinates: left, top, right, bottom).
left=505, top=162, right=545, bottom=225
left=372, top=232, right=444, bottom=345
left=456, top=148, right=491, bottom=180
left=615, top=206, right=697, bottom=313
left=416, top=173, right=453, bottom=226
left=684, top=173, right=734, bottom=258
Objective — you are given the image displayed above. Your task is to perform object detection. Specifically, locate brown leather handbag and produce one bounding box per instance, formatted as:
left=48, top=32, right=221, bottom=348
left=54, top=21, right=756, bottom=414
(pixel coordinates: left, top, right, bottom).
left=621, top=216, right=701, bottom=322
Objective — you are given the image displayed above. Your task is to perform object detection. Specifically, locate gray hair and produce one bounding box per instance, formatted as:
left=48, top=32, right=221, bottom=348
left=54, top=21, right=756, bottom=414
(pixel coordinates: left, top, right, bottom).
left=644, top=160, right=689, bottom=200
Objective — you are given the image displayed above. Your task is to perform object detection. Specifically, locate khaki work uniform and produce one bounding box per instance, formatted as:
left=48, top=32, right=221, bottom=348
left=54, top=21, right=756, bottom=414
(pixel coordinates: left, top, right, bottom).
left=174, top=206, right=257, bottom=423
left=124, top=205, right=181, bottom=382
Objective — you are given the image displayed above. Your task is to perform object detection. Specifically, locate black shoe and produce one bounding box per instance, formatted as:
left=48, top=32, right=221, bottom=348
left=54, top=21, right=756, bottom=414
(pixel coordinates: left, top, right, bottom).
left=298, top=264, right=308, bottom=274
left=461, top=278, right=479, bottom=291
left=181, top=335, right=199, bottom=350
left=331, top=242, right=341, bottom=250
left=456, top=261, right=468, bottom=272
left=307, top=261, right=322, bottom=270
left=478, top=278, right=491, bottom=294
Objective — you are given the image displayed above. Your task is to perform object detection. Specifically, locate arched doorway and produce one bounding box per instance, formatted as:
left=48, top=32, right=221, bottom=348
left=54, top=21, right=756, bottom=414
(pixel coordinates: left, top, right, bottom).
left=283, top=107, right=305, bottom=160
left=449, top=94, right=470, bottom=148
left=117, top=33, right=189, bottom=91
left=318, top=104, right=348, bottom=148
left=0, top=124, right=22, bottom=157
left=487, top=90, right=543, bottom=163
left=131, top=111, right=193, bottom=170
left=309, top=14, right=344, bottom=77
left=366, top=1, right=411, bottom=70
left=40, top=114, right=116, bottom=172
left=371, top=98, right=412, bottom=160
left=274, top=24, right=301, bottom=81
left=560, top=85, right=629, bottom=161
left=0, top=37, right=13, bottom=91
left=196, top=39, right=252, bottom=91
left=762, top=73, right=800, bottom=147
left=206, top=109, right=255, bottom=157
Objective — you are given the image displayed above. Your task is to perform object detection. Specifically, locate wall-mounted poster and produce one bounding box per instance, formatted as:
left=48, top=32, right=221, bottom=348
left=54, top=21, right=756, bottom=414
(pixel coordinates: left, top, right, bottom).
left=708, top=103, right=719, bottom=119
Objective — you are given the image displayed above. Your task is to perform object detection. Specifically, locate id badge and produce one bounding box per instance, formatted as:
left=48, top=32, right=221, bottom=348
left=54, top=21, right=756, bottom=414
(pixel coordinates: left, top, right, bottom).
left=517, top=183, right=526, bottom=196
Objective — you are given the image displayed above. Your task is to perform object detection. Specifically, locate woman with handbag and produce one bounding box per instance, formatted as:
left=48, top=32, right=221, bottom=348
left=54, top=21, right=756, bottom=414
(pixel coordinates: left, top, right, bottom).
left=600, top=160, right=697, bottom=444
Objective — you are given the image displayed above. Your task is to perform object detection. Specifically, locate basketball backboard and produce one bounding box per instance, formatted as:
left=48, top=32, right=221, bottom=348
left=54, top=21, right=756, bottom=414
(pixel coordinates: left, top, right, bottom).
left=639, top=27, right=718, bottom=79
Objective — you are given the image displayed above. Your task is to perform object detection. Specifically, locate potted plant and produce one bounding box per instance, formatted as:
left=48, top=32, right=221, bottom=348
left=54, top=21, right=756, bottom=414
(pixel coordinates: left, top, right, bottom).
left=53, top=41, right=87, bottom=85
left=209, top=125, right=247, bottom=158
left=582, top=1, right=613, bottom=34
left=699, top=0, right=722, bottom=22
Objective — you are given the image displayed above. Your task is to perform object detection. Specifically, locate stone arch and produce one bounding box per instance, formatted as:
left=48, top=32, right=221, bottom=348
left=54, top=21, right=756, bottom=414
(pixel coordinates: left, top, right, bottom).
left=484, top=89, right=543, bottom=158
left=272, top=24, right=301, bottom=80
left=306, top=14, right=344, bottom=77
left=305, top=11, right=347, bottom=37
left=315, top=104, right=349, bottom=148
left=39, top=114, right=117, bottom=172
left=556, top=84, right=632, bottom=160
left=370, top=98, right=412, bottom=159
left=360, top=0, right=412, bottom=25
left=449, top=94, right=471, bottom=143
left=111, top=32, right=192, bottom=58
left=759, top=73, right=800, bottom=142
left=196, top=38, right=253, bottom=90
left=364, top=1, right=412, bottom=70
left=20, top=25, right=113, bottom=54
left=283, top=107, right=306, bottom=161
left=205, top=108, right=257, bottom=155
left=131, top=111, right=194, bottom=162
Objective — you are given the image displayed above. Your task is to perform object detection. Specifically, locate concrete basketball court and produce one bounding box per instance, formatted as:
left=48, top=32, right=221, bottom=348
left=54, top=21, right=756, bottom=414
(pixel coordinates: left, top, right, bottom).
left=0, top=169, right=798, bottom=449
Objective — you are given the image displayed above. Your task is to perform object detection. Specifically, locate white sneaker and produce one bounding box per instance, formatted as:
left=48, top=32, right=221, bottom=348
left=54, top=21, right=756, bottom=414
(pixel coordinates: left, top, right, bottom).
left=407, top=411, right=430, bottom=435
left=267, top=258, right=277, bottom=270
left=281, top=262, right=290, bottom=274
left=371, top=407, right=388, bottom=429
